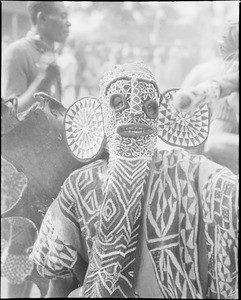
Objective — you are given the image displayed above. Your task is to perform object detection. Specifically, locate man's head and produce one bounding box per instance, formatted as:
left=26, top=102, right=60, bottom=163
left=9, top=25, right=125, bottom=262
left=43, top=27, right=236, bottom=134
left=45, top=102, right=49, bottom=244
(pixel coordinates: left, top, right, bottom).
left=99, top=62, right=160, bottom=158
left=27, top=1, right=71, bottom=45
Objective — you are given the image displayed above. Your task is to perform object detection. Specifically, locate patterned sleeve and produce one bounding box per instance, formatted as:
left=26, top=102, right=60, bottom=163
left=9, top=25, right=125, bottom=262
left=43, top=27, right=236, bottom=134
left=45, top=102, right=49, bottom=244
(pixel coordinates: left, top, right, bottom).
left=195, top=71, right=239, bottom=104
left=211, top=97, right=237, bottom=124
left=30, top=160, right=106, bottom=281
left=178, top=72, right=238, bottom=113
left=29, top=172, right=83, bottom=280
left=199, top=161, right=239, bottom=299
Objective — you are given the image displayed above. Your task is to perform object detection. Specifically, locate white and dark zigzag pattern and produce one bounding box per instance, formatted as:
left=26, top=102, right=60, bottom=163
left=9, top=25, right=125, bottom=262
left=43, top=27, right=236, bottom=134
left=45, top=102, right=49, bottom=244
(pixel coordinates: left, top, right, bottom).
left=30, top=160, right=107, bottom=280
left=99, top=63, right=157, bottom=96
left=30, top=210, right=78, bottom=280
left=58, top=160, right=107, bottom=257
left=201, top=168, right=239, bottom=299
left=33, top=157, right=151, bottom=296
left=103, top=77, right=158, bottom=158
left=146, top=149, right=238, bottom=299
left=146, top=149, right=204, bottom=298
left=30, top=149, right=238, bottom=298
left=158, top=89, right=209, bottom=148
left=130, top=76, right=142, bottom=114
left=99, top=158, right=150, bottom=237
left=84, top=217, right=141, bottom=298
left=83, top=157, right=152, bottom=297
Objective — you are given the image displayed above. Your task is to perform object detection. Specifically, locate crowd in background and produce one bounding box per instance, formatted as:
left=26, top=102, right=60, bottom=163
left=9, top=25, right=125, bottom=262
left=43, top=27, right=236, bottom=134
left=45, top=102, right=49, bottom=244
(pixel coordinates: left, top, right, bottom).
left=2, top=1, right=238, bottom=109
left=62, top=39, right=204, bottom=101
left=2, top=34, right=210, bottom=107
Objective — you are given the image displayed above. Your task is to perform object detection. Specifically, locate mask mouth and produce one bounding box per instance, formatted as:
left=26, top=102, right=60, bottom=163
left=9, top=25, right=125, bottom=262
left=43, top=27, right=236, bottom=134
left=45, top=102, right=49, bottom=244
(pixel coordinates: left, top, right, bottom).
left=117, top=123, right=155, bottom=137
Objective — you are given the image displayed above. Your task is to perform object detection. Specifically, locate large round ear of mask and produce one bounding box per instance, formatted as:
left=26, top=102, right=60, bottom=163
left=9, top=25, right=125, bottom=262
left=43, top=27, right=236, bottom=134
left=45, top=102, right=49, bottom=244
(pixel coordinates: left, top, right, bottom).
left=158, top=89, right=210, bottom=148
left=64, top=97, right=106, bottom=162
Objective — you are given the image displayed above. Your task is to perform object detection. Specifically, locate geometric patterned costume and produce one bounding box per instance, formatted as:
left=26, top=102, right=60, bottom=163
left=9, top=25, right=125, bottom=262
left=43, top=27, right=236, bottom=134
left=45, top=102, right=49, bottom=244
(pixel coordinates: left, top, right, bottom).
left=30, top=148, right=239, bottom=298
left=30, top=62, right=239, bottom=298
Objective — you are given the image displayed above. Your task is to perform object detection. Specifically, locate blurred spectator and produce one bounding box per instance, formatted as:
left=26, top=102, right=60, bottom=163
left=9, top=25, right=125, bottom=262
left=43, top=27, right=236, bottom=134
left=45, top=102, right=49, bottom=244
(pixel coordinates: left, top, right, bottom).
left=165, top=40, right=189, bottom=88
left=79, top=43, right=103, bottom=97
left=181, top=41, right=226, bottom=88
left=113, top=44, right=124, bottom=65
left=1, top=1, right=71, bottom=298
left=181, top=57, right=226, bottom=88
left=204, top=21, right=239, bottom=174
left=74, top=42, right=87, bottom=99
left=1, top=1, right=71, bottom=113
left=152, top=47, right=167, bottom=91
left=173, top=22, right=239, bottom=174
left=57, top=38, right=78, bottom=108
left=121, top=43, right=135, bottom=63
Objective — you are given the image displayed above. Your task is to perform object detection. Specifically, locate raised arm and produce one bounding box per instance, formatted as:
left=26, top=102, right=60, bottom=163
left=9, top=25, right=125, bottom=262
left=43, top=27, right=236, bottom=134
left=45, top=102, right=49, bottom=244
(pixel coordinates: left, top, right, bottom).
left=172, top=71, right=239, bottom=113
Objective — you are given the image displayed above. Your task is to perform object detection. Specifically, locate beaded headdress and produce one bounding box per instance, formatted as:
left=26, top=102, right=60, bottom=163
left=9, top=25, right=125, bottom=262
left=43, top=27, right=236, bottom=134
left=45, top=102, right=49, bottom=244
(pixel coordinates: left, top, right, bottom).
left=99, top=62, right=159, bottom=96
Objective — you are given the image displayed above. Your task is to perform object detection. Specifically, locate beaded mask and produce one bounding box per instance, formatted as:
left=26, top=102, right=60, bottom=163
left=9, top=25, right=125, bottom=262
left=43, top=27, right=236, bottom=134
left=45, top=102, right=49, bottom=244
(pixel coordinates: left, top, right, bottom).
left=99, top=62, right=159, bottom=158
left=64, top=62, right=210, bottom=161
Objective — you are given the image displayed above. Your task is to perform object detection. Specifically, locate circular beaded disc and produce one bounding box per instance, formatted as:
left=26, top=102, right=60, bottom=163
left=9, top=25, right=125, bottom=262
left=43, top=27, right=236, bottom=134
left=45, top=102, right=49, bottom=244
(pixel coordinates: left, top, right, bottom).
left=64, top=97, right=106, bottom=162
left=158, top=89, right=210, bottom=148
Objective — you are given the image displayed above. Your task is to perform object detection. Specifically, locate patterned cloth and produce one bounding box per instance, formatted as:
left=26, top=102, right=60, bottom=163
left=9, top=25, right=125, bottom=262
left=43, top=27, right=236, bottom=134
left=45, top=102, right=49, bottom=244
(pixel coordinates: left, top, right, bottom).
left=30, top=148, right=239, bottom=298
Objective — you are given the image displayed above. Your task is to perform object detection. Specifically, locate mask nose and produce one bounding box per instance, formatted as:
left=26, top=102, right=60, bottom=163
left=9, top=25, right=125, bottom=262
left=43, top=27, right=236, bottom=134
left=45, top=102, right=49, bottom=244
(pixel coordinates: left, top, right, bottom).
left=130, top=77, right=142, bottom=115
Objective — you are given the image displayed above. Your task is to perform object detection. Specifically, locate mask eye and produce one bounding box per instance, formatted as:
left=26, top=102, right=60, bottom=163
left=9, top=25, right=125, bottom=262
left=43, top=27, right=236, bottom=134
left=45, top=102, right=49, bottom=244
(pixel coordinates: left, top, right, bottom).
left=110, top=94, right=127, bottom=112
left=143, top=99, right=159, bottom=119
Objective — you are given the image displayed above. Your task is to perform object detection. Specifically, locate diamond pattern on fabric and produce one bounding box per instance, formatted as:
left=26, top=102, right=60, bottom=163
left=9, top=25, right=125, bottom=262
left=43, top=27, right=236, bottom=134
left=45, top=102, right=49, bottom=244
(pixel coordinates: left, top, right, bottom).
left=147, top=149, right=238, bottom=299
left=201, top=168, right=238, bottom=299
left=146, top=149, right=203, bottom=298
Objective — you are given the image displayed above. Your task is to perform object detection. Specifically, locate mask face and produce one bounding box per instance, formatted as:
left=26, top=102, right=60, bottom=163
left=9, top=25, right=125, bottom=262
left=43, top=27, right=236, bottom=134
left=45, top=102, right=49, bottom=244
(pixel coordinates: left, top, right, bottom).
left=64, top=62, right=210, bottom=162
left=100, top=63, right=159, bottom=158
